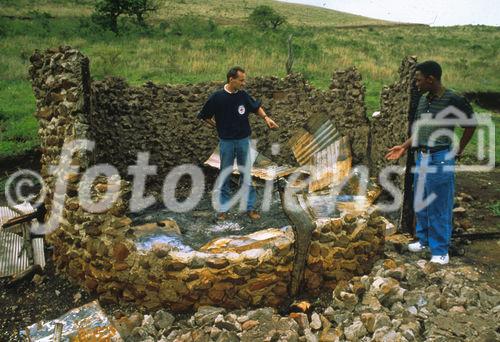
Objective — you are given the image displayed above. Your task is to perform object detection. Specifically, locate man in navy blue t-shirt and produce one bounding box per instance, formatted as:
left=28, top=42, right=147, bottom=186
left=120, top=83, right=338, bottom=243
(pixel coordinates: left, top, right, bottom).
left=198, top=66, right=278, bottom=221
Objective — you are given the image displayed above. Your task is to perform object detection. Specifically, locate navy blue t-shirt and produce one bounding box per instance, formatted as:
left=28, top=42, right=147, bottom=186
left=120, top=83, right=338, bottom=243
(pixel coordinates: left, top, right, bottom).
left=198, top=89, right=262, bottom=139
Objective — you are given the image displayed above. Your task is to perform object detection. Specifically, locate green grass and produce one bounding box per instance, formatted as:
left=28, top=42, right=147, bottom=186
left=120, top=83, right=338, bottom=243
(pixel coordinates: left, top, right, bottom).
left=1, top=0, right=499, bottom=162
left=488, top=201, right=500, bottom=217
left=460, top=108, right=500, bottom=166
left=0, top=80, right=38, bottom=157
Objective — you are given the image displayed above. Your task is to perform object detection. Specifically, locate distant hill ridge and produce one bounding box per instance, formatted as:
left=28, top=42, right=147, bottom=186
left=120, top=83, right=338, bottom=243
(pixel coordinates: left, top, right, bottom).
left=1, top=0, right=395, bottom=27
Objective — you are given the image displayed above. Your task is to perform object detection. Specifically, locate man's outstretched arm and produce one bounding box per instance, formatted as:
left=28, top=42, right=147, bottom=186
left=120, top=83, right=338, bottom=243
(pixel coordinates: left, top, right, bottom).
left=385, top=136, right=413, bottom=160
left=256, top=107, right=279, bottom=129
left=457, top=127, right=475, bottom=158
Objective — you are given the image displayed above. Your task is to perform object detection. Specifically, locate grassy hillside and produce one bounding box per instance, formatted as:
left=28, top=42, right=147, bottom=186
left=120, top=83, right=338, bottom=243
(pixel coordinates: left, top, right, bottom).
left=0, top=0, right=499, bottom=161
left=0, top=0, right=392, bottom=27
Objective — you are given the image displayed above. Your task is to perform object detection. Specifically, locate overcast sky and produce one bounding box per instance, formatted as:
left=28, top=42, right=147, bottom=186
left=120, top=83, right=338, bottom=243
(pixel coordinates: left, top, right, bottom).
left=279, top=0, right=500, bottom=26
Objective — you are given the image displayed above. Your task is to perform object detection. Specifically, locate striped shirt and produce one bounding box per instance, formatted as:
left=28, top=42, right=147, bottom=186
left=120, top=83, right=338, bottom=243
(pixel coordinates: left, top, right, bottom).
left=414, top=88, right=475, bottom=147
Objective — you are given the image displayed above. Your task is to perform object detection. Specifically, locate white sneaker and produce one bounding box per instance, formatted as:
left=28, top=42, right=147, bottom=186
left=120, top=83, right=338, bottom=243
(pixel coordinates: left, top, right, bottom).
left=408, top=241, right=427, bottom=252
left=430, top=254, right=449, bottom=265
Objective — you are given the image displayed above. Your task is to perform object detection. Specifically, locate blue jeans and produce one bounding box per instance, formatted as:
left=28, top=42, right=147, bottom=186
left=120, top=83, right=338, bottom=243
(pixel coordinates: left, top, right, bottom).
left=413, top=149, right=455, bottom=256
left=218, top=137, right=256, bottom=213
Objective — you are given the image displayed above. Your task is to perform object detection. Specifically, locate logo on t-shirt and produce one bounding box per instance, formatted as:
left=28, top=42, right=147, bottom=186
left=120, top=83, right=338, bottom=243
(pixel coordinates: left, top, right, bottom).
left=238, top=105, right=246, bottom=115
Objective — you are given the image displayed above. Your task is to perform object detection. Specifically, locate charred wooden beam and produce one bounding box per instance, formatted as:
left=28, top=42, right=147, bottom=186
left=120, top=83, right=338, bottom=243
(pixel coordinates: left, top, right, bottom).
left=400, top=70, right=420, bottom=234
left=1, top=204, right=46, bottom=230
left=277, top=178, right=316, bottom=296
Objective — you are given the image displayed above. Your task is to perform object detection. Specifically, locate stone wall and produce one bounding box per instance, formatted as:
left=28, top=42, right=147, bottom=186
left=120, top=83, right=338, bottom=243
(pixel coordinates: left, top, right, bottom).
left=369, top=56, right=420, bottom=231
left=29, top=46, right=93, bottom=216
left=28, top=46, right=135, bottom=301
left=28, top=48, right=299, bottom=310
left=369, top=56, right=419, bottom=176
left=90, top=69, right=370, bottom=191
left=125, top=226, right=296, bottom=311
left=304, top=212, right=386, bottom=295
left=29, top=46, right=408, bottom=312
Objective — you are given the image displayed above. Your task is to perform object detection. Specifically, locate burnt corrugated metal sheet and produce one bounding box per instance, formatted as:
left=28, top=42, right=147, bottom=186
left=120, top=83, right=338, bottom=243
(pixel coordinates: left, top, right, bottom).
left=32, top=238, right=46, bottom=270
left=0, top=202, right=45, bottom=277
left=0, top=207, right=22, bottom=228
left=0, top=231, right=30, bottom=277
left=0, top=202, right=35, bottom=227
left=22, top=300, right=121, bottom=341
left=292, top=119, right=342, bottom=166
left=308, top=136, right=352, bottom=192
left=204, top=145, right=298, bottom=181
left=290, top=118, right=352, bottom=192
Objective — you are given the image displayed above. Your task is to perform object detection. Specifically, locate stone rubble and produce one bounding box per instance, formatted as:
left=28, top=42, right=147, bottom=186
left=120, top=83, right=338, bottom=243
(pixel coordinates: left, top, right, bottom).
left=110, top=249, right=499, bottom=342
left=453, top=192, right=476, bottom=232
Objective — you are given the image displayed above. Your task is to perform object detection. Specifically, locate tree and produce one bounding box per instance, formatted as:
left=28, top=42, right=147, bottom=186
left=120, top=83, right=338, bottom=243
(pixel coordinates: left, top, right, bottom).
left=249, top=5, right=286, bottom=30
left=126, top=0, right=159, bottom=27
left=92, top=0, right=124, bottom=33
left=92, top=0, right=159, bottom=33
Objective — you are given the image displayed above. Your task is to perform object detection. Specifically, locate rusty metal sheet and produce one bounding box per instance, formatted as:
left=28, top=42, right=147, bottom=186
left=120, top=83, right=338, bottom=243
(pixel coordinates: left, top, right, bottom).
left=22, top=300, right=121, bottom=341
left=308, top=136, right=352, bottom=192
left=290, top=117, right=352, bottom=192
left=204, top=145, right=298, bottom=181
left=291, top=119, right=342, bottom=166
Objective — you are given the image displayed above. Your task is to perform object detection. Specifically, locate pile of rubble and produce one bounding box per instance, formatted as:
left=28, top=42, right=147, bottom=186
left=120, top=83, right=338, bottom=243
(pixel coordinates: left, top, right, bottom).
left=106, top=247, right=500, bottom=341
left=453, top=192, right=475, bottom=232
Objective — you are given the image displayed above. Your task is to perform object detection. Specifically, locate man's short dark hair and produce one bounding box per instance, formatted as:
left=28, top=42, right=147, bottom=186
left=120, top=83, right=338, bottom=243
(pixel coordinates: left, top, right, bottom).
left=227, top=66, right=245, bottom=82
left=416, top=60, right=442, bottom=81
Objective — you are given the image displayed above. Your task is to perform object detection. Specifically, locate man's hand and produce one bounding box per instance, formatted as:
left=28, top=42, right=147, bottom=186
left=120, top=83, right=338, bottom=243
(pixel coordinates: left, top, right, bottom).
left=264, top=116, right=279, bottom=129
left=203, top=118, right=216, bottom=128
left=385, top=145, right=407, bottom=160
left=257, top=107, right=278, bottom=129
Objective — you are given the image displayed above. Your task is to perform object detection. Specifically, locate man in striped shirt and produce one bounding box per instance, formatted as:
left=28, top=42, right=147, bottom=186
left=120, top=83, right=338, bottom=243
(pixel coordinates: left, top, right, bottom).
left=386, top=60, right=476, bottom=265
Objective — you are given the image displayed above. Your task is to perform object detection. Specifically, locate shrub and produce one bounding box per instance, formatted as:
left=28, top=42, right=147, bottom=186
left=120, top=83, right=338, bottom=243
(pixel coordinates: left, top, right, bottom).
left=127, top=0, right=160, bottom=27
left=170, top=16, right=218, bottom=37
left=488, top=201, right=500, bottom=217
left=0, top=18, right=6, bottom=38
left=249, top=5, right=286, bottom=30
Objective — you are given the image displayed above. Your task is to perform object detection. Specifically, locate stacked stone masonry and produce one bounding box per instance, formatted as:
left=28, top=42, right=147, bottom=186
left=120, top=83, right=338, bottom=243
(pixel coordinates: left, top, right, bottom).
left=90, top=67, right=371, bottom=192
left=369, top=56, right=419, bottom=177
left=369, top=56, right=420, bottom=230
left=29, top=47, right=415, bottom=311
left=305, top=214, right=386, bottom=295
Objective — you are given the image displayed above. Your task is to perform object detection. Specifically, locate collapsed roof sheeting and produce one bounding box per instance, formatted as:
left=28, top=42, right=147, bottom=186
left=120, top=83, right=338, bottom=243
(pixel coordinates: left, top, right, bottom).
left=22, top=300, right=121, bottom=341
left=289, top=113, right=352, bottom=193
left=290, top=117, right=342, bottom=166
left=0, top=232, right=30, bottom=278
left=0, top=202, right=35, bottom=227
left=0, top=202, right=45, bottom=278
left=203, top=112, right=380, bottom=218
left=204, top=144, right=300, bottom=181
